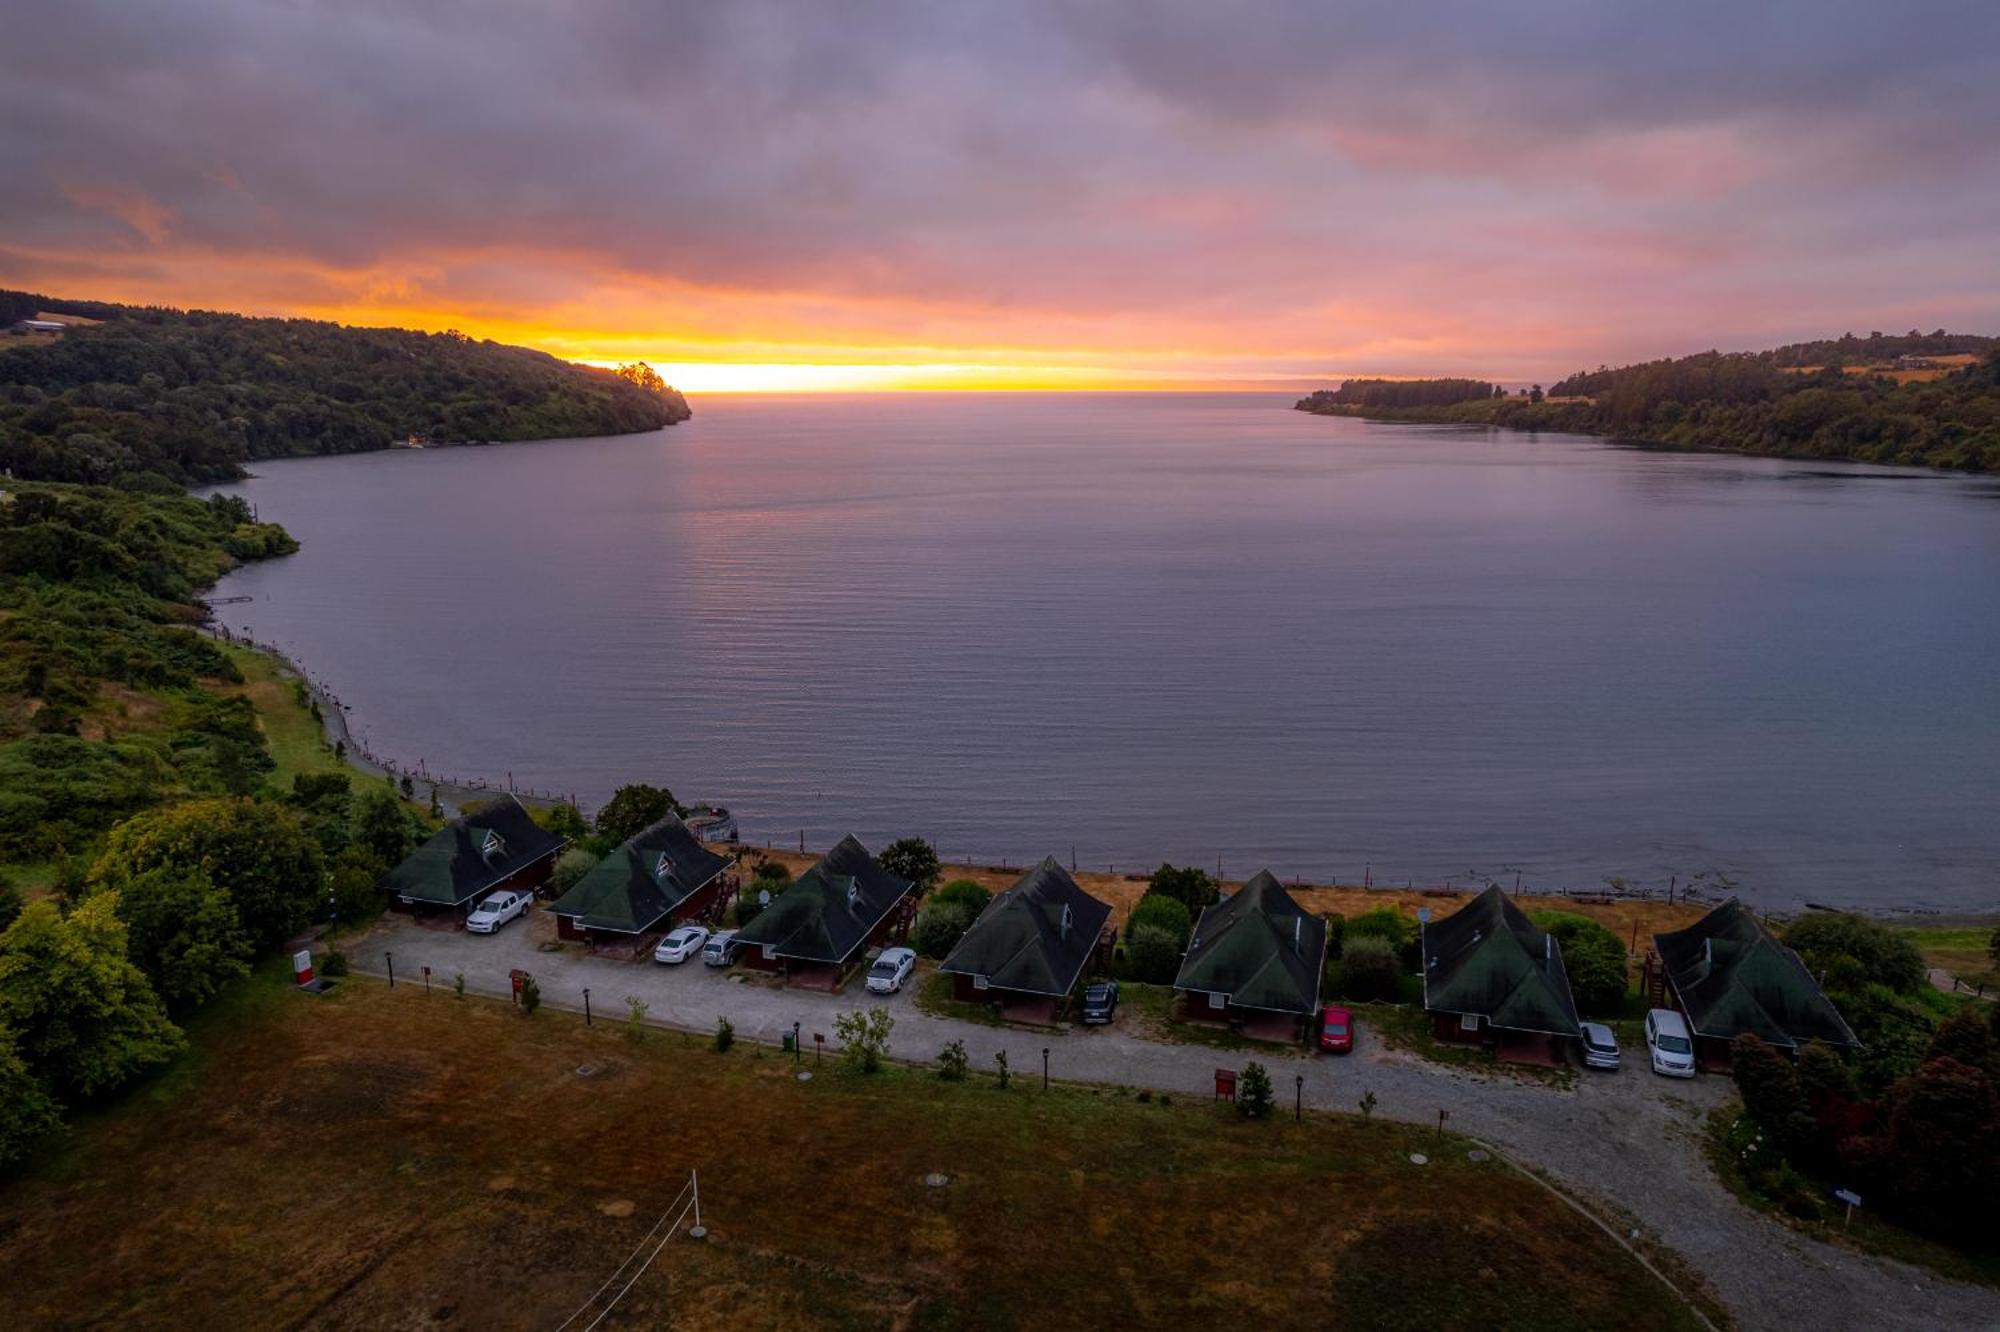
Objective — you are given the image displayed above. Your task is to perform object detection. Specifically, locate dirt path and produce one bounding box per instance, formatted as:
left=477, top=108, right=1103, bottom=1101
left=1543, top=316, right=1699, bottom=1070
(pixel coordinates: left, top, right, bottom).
left=342, top=915, right=2000, bottom=1332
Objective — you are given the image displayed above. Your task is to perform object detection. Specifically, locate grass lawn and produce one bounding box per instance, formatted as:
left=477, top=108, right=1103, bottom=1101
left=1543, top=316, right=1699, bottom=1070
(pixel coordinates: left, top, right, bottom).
left=0, top=972, right=1706, bottom=1331
left=1897, top=924, right=2000, bottom=994
left=218, top=642, right=350, bottom=791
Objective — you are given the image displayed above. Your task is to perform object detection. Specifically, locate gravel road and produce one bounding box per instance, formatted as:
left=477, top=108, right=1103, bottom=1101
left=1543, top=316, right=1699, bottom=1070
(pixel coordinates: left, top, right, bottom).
left=340, top=913, right=2000, bottom=1332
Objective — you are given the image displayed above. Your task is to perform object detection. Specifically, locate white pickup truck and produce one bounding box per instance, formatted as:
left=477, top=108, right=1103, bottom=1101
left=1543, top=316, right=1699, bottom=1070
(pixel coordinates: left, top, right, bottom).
left=465, top=889, right=531, bottom=934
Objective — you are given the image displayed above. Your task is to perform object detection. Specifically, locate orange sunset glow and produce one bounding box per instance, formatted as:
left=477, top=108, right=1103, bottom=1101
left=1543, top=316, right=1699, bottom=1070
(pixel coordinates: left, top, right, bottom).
left=5, top=5, right=1997, bottom=388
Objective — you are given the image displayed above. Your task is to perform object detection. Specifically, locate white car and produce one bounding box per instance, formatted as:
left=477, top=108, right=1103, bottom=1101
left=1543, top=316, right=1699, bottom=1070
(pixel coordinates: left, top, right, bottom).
left=1645, top=1008, right=1697, bottom=1078
left=701, top=930, right=740, bottom=967
left=865, top=946, right=916, bottom=994
left=653, top=924, right=710, bottom=965
left=465, top=890, right=530, bottom=934
left=1581, top=1021, right=1621, bottom=1071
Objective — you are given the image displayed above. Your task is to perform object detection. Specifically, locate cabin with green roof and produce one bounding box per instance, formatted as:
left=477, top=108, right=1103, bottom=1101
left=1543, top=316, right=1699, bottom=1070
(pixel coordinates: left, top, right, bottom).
left=1172, top=871, right=1327, bottom=1041
left=1651, top=899, right=1857, bottom=1068
left=1422, top=886, right=1582, bottom=1061
left=939, top=857, right=1112, bottom=1021
left=545, top=814, right=735, bottom=945
left=381, top=793, right=567, bottom=922
left=730, top=835, right=915, bottom=988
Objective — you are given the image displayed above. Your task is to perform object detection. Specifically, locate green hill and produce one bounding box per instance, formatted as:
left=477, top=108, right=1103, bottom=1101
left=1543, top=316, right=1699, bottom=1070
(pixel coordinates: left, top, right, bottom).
left=0, top=292, right=691, bottom=484
left=1297, top=335, right=2000, bottom=472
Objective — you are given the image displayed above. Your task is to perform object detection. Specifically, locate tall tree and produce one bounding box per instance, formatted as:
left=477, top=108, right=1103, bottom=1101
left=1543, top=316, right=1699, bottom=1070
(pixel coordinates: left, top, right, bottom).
left=91, top=797, right=324, bottom=947
left=112, top=867, right=254, bottom=1012
left=0, top=896, right=183, bottom=1101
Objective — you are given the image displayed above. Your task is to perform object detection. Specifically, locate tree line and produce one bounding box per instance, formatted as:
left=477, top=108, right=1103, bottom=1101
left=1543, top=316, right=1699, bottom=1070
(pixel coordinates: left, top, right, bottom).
left=1297, top=337, right=2000, bottom=472
left=0, top=289, right=692, bottom=484
left=1297, top=378, right=1502, bottom=409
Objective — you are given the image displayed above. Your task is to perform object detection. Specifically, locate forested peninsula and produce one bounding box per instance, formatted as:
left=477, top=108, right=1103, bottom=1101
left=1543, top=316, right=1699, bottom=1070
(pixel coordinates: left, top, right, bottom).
left=0, top=290, right=691, bottom=484
left=1297, top=332, right=2000, bottom=472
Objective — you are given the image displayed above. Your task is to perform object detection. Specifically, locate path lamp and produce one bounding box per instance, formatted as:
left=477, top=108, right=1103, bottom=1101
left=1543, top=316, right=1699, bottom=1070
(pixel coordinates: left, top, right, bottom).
left=1042, top=1047, right=1050, bottom=1090
left=792, top=1021, right=802, bottom=1064
left=1436, top=1108, right=1449, bottom=1142
left=385, top=951, right=395, bottom=988
left=583, top=988, right=592, bottom=1027
left=1295, top=1074, right=1303, bottom=1122
left=422, top=965, right=431, bottom=996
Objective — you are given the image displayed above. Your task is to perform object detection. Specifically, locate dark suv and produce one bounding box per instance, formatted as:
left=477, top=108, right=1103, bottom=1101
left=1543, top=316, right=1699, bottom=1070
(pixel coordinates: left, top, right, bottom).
left=1080, top=978, right=1120, bottom=1024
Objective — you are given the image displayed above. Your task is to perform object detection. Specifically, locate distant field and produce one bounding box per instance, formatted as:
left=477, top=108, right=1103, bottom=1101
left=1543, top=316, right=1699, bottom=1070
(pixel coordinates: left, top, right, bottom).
left=0, top=972, right=1707, bottom=1330
left=1899, top=925, right=2000, bottom=993
left=218, top=641, right=350, bottom=790
left=1781, top=353, right=1980, bottom=384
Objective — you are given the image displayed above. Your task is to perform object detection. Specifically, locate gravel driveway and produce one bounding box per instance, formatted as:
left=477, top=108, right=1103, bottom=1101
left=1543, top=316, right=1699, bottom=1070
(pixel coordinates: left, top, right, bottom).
left=339, top=914, right=1999, bottom=1332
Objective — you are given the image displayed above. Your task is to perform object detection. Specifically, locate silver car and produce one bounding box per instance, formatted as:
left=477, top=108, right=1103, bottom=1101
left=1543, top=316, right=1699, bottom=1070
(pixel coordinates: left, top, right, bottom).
left=1580, top=1022, right=1620, bottom=1071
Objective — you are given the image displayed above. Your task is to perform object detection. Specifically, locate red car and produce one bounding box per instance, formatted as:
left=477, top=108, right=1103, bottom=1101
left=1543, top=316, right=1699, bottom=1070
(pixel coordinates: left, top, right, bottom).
left=1318, top=1006, right=1355, bottom=1054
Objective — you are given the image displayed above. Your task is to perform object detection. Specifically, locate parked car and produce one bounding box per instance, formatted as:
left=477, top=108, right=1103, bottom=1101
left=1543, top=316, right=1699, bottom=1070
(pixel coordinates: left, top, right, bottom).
left=653, top=924, right=710, bottom=965
left=1318, top=1005, right=1355, bottom=1054
left=465, top=890, right=530, bottom=934
left=1080, top=978, right=1120, bottom=1024
left=1581, top=1021, right=1621, bottom=1071
left=701, top=929, right=740, bottom=967
left=1645, top=1008, right=1696, bottom=1078
left=866, top=947, right=916, bottom=994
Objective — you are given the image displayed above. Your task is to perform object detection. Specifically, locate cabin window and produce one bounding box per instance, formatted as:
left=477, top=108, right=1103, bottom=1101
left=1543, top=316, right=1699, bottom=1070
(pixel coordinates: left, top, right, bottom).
left=1460, top=1013, right=1482, bottom=1033
left=763, top=944, right=777, bottom=961
left=480, top=829, right=506, bottom=862
left=1209, top=992, right=1227, bottom=1010
left=1060, top=903, right=1073, bottom=937
left=973, top=975, right=989, bottom=991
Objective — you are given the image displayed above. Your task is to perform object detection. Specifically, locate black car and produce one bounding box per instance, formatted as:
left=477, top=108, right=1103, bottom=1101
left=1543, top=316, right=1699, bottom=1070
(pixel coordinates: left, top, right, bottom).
left=1080, top=978, right=1120, bottom=1024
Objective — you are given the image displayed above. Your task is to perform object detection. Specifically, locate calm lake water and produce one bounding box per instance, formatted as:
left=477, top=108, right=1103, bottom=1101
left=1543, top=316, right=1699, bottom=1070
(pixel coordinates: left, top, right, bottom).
left=204, top=393, right=2000, bottom=912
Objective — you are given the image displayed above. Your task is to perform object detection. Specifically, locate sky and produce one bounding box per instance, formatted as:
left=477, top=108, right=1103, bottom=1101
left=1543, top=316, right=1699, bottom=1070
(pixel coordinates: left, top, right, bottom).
left=3, top=1, right=1997, bottom=392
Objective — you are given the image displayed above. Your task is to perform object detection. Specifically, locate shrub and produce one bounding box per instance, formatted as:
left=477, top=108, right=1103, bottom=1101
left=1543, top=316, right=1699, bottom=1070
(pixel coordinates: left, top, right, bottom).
left=1357, top=1089, right=1378, bottom=1118
left=1731, top=1034, right=1815, bottom=1157
left=532, top=801, right=588, bottom=842
left=714, top=1015, right=735, bottom=1054
left=1323, top=911, right=1345, bottom=960
left=1124, top=923, right=1184, bottom=984
left=1340, top=935, right=1402, bottom=1000
left=1127, top=893, right=1192, bottom=946
left=326, top=846, right=386, bottom=927
left=910, top=900, right=975, bottom=959
left=1345, top=906, right=1413, bottom=953
left=625, top=995, right=649, bottom=1042
left=932, top=879, right=992, bottom=915
left=1146, top=864, right=1217, bottom=914
left=834, top=1006, right=893, bottom=1074
left=753, top=859, right=792, bottom=884
left=878, top=838, right=942, bottom=894
left=0, top=1024, right=62, bottom=1171
left=319, top=949, right=350, bottom=978
left=1530, top=911, right=1629, bottom=1014
left=109, top=867, right=253, bottom=1012
left=518, top=974, right=541, bottom=1015
left=937, top=1039, right=969, bottom=1081
left=1784, top=913, right=1925, bottom=995
left=452, top=972, right=466, bottom=998
left=546, top=847, right=596, bottom=899
left=994, top=1048, right=1010, bottom=1090
left=1237, top=1061, right=1274, bottom=1119
left=90, top=797, right=323, bottom=949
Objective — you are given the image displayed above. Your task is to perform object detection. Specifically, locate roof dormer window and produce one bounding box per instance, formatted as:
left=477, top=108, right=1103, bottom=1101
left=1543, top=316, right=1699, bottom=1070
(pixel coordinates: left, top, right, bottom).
left=480, top=829, right=506, bottom=863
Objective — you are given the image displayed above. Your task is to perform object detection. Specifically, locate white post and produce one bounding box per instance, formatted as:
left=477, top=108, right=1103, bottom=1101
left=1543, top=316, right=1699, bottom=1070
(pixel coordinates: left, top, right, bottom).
left=688, top=1168, right=706, bottom=1240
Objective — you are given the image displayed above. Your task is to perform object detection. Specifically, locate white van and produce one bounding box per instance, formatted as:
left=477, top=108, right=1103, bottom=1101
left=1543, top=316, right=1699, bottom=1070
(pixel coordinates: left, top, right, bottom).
left=1644, top=1008, right=1697, bottom=1078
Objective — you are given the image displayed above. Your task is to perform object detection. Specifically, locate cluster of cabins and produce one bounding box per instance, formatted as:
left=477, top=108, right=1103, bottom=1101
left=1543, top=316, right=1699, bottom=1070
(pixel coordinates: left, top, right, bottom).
left=381, top=796, right=1857, bottom=1065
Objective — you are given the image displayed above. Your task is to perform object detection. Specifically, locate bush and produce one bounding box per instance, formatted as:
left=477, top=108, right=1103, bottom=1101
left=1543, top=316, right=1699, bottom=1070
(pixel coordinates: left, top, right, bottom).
left=1345, top=906, right=1413, bottom=952
left=910, top=900, right=975, bottom=959
left=994, top=1048, right=1010, bottom=1090
left=1340, top=935, right=1402, bottom=1001
left=326, top=846, right=386, bottom=926
left=753, top=859, right=792, bottom=884
left=91, top=797, right=324, bottom=949
left=0, top=1024, right=62, bottom=1171
left=533, top=801, right=588, bottom=843
left=714, top=1015, right=735, bottom=1054
left=937, top=1039, right=968, bottom=1081
left=1530, top=911, right=1629, bottom=1015
left=1124, top=923, right=1184, bottom=984
left=110, top=867, right=253, bottom=1012
left=518, top=974, right=541, bottom=1015
left=1732, top=1034, right=1815, bottom=1157
left=1146, top=864, right=1217, bottom=914
left=1126, top=894, right=1191, bottom=947
left=834, top=1006, right=894, bottom=1074
left=624, top=995, right=649, bottom=1042
left=1237, top=1061, right=1274, bottom=1119
left=878, top=838, right=941, bottom=894
left=319, top=948, right=349, bottom=978
left=546, top=847, right=596, bottom=899
left=932, top=879, right=992, bottom=915
left=1785, top=913, right=1925, bottom=995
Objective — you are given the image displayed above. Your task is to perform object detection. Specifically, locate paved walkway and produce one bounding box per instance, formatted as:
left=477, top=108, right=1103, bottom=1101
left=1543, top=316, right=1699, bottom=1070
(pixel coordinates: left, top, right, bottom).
left=339, top=914, right=2000, bottom=1332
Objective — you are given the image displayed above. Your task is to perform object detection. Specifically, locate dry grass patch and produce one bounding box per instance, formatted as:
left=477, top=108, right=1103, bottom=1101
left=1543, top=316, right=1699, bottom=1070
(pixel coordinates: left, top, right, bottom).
left=0, top=973, right=1708, bottom=1330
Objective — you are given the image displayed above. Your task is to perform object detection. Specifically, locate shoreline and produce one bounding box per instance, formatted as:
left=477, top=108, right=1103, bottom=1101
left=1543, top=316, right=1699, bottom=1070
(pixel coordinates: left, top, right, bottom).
left=216, top=630, right=1998, bottom=934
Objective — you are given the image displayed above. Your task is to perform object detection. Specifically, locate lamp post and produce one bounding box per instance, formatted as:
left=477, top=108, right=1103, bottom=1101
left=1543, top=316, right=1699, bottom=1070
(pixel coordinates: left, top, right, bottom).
left=1295, top=1074, right=1303, bottom=1122
left=1042, top=1047, right=1050, bottom=1090
left=385, top=951, right=395, bottom=988
left=422, top=965, right=431, bottom=996
left=792, top=1021, right=802, bottom=1064
left=582, top=987, right=592, bottom=1027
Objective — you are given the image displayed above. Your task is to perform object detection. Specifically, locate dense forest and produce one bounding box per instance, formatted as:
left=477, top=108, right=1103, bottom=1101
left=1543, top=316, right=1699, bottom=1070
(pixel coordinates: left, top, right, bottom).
left=1297, top=335, right=2000, bottom=471
left=1297, top=378, right=1500, bottom=409
left=0, top=291, right=691, bottom=484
